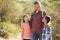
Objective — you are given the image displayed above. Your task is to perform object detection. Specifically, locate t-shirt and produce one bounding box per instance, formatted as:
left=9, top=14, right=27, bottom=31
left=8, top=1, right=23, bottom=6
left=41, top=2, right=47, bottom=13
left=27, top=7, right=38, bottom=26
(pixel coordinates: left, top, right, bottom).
left=21, top=22, right=31, bottom=39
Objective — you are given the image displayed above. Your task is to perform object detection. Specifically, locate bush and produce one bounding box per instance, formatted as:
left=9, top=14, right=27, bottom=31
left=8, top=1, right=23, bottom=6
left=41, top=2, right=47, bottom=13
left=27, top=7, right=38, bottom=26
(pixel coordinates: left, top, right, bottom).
left=0, top=21, right=19, bottom=38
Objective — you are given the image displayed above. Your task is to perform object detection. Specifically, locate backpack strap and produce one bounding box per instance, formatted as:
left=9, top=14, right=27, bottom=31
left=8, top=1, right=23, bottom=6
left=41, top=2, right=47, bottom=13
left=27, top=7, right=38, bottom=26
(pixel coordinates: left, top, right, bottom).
left=42, top=10, right=45, bottom=17
left=31, top=12, right=34, bottom=16
left=32, top=10, right=45, bottom=17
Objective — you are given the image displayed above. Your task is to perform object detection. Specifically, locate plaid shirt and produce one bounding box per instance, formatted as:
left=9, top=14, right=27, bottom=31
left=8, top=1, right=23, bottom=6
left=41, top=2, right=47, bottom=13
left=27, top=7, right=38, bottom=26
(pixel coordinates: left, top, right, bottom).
left=30, top=10, right=46, bottom=34
left=42, top=25, right=52, bottom=40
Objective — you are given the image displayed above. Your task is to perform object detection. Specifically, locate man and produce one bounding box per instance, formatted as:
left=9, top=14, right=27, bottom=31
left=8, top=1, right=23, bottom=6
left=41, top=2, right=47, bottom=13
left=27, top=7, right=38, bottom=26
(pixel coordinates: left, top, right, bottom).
left=30, top=1, right=46, bottom=40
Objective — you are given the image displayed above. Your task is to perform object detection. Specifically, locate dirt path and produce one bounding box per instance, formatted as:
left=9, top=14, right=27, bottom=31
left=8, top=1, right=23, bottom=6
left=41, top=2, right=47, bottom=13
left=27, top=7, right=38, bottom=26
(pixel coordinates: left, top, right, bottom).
left=0, top=32, right=21, bottom=40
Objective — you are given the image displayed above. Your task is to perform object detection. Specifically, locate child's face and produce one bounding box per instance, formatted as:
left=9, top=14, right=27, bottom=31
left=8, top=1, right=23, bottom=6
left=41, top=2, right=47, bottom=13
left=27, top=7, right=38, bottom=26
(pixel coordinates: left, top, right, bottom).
left=24, top=16, right=29, bottom=22
left=42, top=17, right=47, bottom=24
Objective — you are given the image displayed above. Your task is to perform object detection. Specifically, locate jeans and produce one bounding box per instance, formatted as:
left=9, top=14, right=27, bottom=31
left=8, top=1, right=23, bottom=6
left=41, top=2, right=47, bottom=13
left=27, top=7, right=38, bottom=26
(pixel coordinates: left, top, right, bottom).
left=31, top=33, right=42, bottom=40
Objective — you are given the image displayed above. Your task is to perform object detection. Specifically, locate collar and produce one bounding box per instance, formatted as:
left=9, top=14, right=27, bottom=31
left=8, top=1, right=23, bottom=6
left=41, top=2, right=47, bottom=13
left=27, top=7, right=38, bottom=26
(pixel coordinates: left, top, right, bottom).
left=34, top=10, right=41, bottom=14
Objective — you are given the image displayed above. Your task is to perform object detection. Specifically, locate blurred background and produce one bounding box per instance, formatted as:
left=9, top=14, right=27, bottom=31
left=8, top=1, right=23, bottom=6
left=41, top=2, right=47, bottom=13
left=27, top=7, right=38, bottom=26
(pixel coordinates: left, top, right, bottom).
left=0, top=0, right=60, bottom=40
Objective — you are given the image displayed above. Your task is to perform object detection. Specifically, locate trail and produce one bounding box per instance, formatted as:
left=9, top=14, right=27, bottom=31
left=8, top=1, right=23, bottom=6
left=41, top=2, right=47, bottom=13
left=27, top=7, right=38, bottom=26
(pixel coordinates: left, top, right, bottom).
left=0, top=31, right=21, bottom=40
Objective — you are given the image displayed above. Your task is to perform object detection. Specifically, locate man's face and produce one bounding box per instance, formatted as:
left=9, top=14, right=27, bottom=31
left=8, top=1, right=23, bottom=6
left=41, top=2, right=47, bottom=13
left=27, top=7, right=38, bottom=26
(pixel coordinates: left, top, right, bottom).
left=34, top=4, right=40, bottom=10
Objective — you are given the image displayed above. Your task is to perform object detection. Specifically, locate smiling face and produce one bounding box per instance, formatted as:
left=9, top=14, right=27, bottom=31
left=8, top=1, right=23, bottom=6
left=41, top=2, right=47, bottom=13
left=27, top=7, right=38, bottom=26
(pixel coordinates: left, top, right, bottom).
left=42, top=17, right=47, bottom=24
left=34, top=4, right=40, bottom=10
left=23, top=15, right=29, bottom=22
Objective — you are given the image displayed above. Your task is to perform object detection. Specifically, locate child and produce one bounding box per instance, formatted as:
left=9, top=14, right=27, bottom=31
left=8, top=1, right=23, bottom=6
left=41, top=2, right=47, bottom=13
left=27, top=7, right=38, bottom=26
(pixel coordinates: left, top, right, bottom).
left=42, top=16, right=52, bottom=40
left=21, top=15, right=31, bottom=40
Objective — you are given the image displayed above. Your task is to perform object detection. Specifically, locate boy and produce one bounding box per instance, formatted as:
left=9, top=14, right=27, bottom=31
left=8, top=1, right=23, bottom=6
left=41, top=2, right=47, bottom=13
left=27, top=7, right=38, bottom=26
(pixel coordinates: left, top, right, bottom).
left=42, top=16, right=52, bottom=40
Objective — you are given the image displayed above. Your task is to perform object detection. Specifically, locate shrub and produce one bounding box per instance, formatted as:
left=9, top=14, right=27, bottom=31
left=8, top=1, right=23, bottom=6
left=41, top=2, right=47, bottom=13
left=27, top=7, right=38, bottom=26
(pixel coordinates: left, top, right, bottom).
left=0, top=21, right=19, bottom=38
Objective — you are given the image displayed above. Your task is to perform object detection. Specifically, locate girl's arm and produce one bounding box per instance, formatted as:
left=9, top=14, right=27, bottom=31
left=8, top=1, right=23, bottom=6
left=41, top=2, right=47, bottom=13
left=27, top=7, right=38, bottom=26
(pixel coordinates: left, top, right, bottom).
left=21, top=24, right=24, bottom=40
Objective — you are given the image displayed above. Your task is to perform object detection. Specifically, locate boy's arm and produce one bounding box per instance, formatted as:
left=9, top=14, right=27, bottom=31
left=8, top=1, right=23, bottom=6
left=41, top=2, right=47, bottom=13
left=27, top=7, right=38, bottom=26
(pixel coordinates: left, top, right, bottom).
left=50, top=27, right=52, bottom=40
left=50, top=27, right=52, bottom=34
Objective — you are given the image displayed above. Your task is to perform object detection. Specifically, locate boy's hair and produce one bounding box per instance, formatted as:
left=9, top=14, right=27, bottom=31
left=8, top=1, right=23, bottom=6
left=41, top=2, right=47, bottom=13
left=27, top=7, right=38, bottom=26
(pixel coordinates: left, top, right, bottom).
left=45, top=16, right=50, bottom=23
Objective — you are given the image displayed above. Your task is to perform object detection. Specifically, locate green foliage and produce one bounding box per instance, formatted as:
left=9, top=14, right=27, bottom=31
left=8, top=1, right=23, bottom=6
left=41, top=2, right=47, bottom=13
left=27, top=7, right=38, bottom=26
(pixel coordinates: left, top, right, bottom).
left=0, top=21, right=19, bottom=38
left=0, top=0, right=23, bottom=23
left=0, top=0, right=60, bottom=40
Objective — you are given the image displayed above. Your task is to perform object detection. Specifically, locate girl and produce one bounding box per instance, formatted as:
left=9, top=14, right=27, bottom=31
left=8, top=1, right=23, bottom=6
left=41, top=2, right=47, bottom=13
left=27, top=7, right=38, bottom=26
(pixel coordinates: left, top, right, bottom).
left=21, top=15, right=31, bottom=40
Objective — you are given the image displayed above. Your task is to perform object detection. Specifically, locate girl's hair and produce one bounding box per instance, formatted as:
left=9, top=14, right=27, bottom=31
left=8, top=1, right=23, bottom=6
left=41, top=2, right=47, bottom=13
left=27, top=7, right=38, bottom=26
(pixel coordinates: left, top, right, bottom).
left=23, top=15, right=29, bottom=22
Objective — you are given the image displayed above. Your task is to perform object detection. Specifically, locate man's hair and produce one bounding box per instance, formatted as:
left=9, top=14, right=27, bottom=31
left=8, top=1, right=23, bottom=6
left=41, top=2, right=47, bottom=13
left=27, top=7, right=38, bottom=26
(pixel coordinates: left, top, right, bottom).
left=45, top=16, right=50, bottom=23
left=34, top=1, right=41, bottom=6
left=34, top=1, right=41, bottom=7
left=34, top=1, right=39, bottom=4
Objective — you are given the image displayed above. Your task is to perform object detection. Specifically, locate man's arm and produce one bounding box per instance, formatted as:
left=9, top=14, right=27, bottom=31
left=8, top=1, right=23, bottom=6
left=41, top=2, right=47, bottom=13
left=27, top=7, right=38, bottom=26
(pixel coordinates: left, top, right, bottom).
left=29, top=14, right=33, bottom=29
left=44, top=11, right=47, bottom=17
left=42, top=10, right=47, bottom=18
